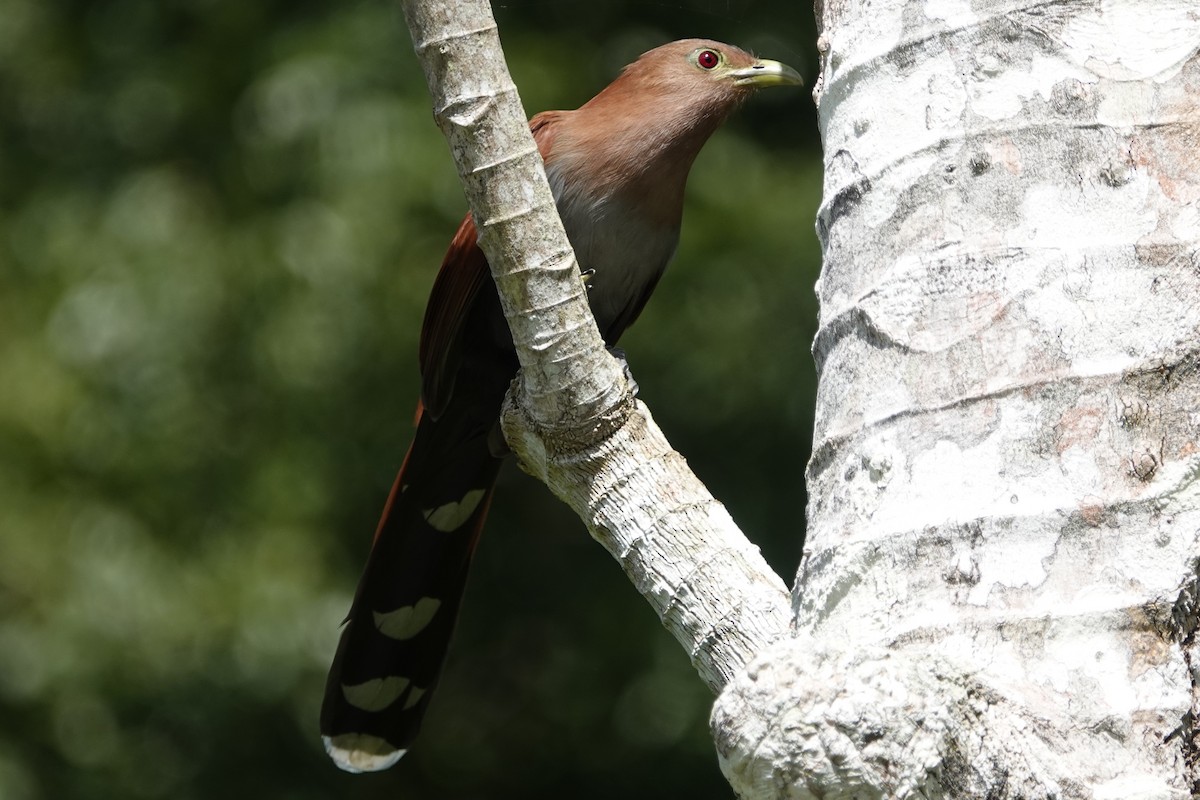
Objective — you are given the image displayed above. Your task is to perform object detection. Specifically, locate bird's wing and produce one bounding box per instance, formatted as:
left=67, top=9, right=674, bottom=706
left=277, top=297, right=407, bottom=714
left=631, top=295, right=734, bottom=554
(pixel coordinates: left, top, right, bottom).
left=417, top=112, right=563, bottom=418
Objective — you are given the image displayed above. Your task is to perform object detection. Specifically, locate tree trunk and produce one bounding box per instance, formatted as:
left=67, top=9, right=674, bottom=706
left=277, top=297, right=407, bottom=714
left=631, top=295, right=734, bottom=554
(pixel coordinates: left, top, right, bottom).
left=713, top=1, right=1200, bottom=797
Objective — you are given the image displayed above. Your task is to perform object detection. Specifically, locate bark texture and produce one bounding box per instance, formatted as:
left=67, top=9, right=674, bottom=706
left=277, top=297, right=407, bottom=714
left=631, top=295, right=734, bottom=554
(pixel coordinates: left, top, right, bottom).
left=714, top=1, right=1200, bottom=796
left=400, top=2, right=623, bottom=422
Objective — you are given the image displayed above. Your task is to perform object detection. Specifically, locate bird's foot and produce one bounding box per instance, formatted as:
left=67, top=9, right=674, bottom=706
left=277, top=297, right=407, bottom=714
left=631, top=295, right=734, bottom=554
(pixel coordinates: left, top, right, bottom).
left=607, top=346, right=639, bottom=396
left=580, top=268, right=596, bottom=290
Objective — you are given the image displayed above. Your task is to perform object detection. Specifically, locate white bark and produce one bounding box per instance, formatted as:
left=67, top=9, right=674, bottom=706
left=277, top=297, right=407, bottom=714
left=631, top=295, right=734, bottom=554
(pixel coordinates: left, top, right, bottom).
left=713, top=1, right=1200, bottom=797
left=397, top=1, right=790, bottom=691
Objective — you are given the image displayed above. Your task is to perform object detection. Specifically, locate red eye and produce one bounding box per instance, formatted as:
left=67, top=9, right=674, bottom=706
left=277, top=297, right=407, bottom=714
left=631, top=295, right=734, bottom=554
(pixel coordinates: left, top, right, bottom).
left=697, top=49, right=720, bottom=70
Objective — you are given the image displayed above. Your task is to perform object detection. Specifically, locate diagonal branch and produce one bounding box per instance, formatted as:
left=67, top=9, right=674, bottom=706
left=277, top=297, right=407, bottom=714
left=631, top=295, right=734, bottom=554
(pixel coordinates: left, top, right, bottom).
left=398, top=0, right=790, bottom=690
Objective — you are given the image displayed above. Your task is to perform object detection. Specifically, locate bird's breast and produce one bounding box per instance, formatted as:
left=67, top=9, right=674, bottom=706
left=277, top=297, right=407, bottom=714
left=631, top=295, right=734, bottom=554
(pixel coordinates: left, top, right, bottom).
left=549, top=169, right=681, bottom=343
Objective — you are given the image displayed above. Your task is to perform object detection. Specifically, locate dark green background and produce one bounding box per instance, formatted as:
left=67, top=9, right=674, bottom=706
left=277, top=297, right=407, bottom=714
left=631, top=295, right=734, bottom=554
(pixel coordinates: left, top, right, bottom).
left=0, top=0, right=822, bottom=797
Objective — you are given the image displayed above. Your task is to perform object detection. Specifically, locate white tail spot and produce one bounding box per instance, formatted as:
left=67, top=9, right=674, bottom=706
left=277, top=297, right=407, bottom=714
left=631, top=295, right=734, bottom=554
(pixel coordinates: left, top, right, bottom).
left=341, top=676, right=410, bottom=712
left=373, top=596, right=441, bottom=640
left=402, top=685, right=427, bottom=710
left=422, top=488, right=486, bottom=532
left=323, top=733, right=406, bottom=773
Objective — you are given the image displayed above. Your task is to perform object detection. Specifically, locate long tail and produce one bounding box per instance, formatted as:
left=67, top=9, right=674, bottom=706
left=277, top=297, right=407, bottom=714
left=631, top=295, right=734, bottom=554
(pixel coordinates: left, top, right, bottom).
left=320, top=402, right=502, bottom=772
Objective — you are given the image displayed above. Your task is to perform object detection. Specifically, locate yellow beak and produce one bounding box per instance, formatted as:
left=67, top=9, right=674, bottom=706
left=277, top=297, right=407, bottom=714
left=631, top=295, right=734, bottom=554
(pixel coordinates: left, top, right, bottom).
left=729, top=58, right=804, bottom=88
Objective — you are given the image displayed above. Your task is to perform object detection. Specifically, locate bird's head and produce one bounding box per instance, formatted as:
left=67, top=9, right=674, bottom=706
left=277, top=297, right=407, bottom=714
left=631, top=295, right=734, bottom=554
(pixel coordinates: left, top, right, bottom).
left=599, top=39, right=803, bottom=122
left=546, top=39, right=802, bottom=222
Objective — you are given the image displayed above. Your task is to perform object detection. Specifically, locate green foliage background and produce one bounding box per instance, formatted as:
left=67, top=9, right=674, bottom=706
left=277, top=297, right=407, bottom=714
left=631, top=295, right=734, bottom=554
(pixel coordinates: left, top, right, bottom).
left=0, top=0, right=821, bottom=797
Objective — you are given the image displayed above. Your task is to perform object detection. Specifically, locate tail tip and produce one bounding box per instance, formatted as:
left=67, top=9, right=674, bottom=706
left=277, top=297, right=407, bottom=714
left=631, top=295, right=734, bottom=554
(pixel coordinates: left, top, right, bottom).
left=323, top=733, right=406, bottom=773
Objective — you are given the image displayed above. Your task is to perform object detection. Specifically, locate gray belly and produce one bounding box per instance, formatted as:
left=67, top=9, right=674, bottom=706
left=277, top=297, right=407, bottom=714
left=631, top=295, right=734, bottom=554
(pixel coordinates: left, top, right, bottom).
left=555, top=191, right=680, bottom=342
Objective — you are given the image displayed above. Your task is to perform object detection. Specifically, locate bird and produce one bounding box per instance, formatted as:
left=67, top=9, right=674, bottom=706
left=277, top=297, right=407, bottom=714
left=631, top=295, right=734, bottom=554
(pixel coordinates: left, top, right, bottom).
left=321, top=38, right=802, bottom=773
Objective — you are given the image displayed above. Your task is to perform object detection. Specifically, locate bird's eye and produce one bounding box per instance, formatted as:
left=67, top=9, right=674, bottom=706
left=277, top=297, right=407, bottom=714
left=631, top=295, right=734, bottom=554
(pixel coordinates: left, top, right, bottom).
left=696, top=49, right=720, bottom=70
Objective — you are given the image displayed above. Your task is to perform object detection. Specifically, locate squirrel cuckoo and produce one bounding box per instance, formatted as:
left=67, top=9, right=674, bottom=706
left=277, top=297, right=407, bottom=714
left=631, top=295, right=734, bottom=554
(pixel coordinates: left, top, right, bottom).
left=321, top=39, right=801, bottom=772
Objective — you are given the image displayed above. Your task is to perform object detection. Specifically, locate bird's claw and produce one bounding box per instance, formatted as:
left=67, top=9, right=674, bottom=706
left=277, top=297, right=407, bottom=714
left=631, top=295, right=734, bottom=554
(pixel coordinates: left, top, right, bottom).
left=580, top=269, right=596, bottom=290
left=607, top=346, right=639, bottom=396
